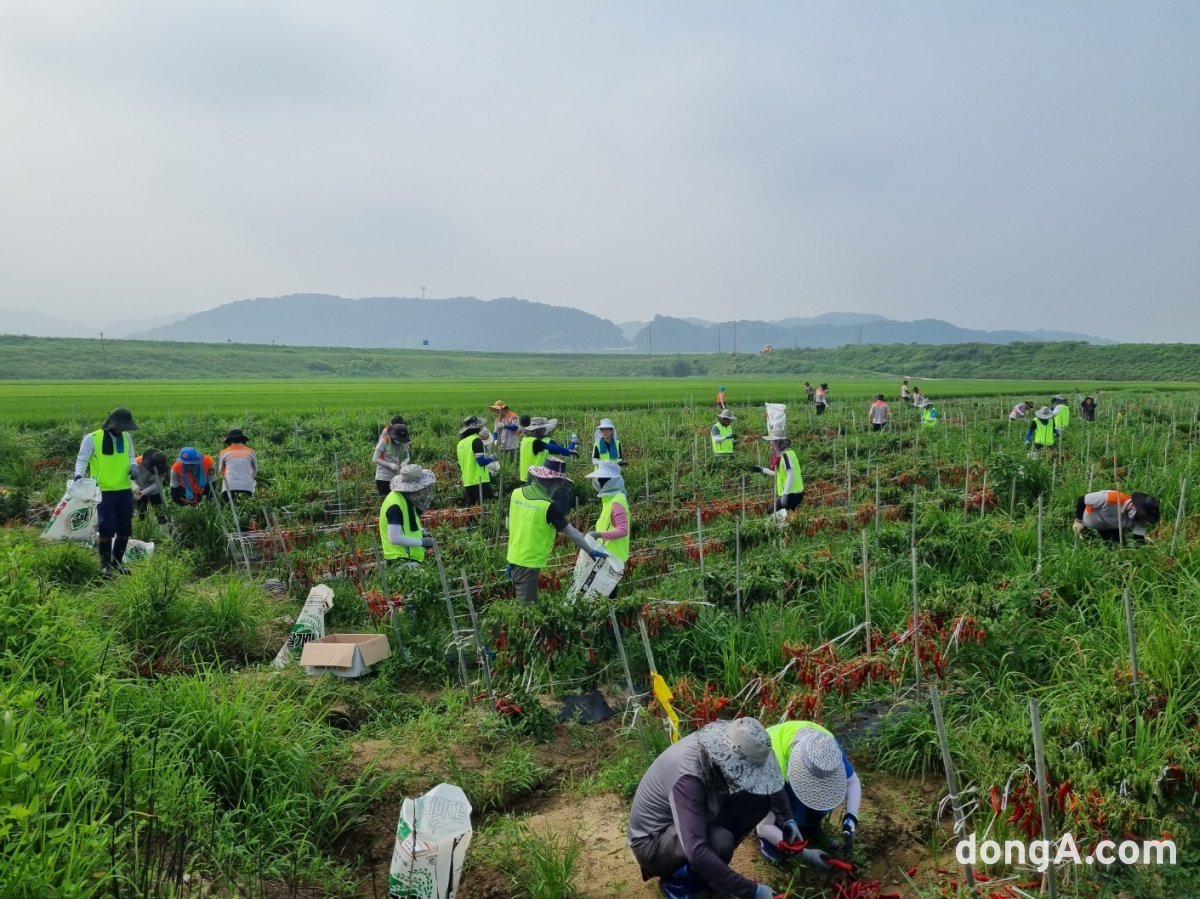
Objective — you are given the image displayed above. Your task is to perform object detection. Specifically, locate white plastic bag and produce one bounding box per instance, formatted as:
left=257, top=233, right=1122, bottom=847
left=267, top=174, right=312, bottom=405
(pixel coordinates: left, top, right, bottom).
left=42, top=478, right=101, bottom=543
left=272, top=584, right=335, bottom=668
left=123, top=539, right=155, bottom=563
left=765, top=403, right=787, bottom=438
left=567, top=538, right=625, bottom=601
left=388, top=783, right=473, bottom=899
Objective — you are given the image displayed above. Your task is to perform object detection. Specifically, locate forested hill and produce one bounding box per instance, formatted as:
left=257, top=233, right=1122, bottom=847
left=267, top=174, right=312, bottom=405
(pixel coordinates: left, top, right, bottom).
left=2, top=336, right=1198, bottom=382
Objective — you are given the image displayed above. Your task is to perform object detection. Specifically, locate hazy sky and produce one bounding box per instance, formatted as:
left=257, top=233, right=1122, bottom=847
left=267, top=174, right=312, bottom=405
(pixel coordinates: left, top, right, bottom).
left=2, top=3, right=1197, bottom=341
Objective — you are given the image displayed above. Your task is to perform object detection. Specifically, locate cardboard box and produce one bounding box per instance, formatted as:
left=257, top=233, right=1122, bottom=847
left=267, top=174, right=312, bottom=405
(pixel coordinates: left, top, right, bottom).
left=301, top=633, right=391, bottom=678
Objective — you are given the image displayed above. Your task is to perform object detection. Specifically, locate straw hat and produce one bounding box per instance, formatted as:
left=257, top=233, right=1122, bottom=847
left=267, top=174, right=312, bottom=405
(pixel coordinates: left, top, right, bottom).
left=459, top=415, right=487, bottom=438
left=697, top=719, right=785, bottom=796
left=528, top=457, right=571, bottom=481
left=102, top=407, right=138, bottom=432
left=489, top=400, right=508, bottom=412
left=787, top=729, right=849, bottom=812
left=389, top=464, right=437, bottom=493
left=526, top=416, right=558, bottom=436
left=585, top=461, right=622, bottom=481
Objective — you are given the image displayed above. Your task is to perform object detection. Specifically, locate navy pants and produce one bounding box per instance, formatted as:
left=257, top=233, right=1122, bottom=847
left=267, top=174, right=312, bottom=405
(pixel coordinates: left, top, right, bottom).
left=98, top=488, right=134, bottom=538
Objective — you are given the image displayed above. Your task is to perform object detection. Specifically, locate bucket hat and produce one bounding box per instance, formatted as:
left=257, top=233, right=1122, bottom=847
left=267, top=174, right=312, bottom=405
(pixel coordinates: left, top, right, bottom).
left=390, top=464, right=437, bottom=493
left=526, top=416, right=558, bottom=436
left=459, top=416, right=487, bottom=438
left=528, top=457, right=571, bottom=481
left=718, top=410, right=736, bottom=422
left=1035, top=406, right=1053, bottom=418
left=223, top=428, right=247, bottom=446
left=585, top=461, right=622, bottom=481
left=178, top=447, right=202, bottom=464
left=597, top=418, right=616, bottom=431
left=697, top=719, right=785, bottom=796
left=102, top=407, right=138, bottom=432
left=389, top=422, right=411, bottom=443
left=489, top=400, right=508, bottom=412
left=787, top=729, right=849, bottom=812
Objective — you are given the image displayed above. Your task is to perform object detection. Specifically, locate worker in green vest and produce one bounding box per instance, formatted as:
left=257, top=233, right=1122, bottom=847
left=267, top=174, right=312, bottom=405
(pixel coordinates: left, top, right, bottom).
left=379, top=464, right=438, bottom=567
left=591, top=418, right=622, bottom=466
left=711, top=409, right=736, bottom=459
left=518, top=416, right=577, bottom=484
left=506, top=458, right=605, bottom=603
left=584, top=461, right=630, bottom=564
left=1051, top=394, right=1071, bottom=431
left=1025, top=406, right=1057, bottom=458
left=917, top=398, right=938, bottom=427
left=72, top=407, right=138, bottom=575
left=755, top=721, right=862, bottom=868
left=755, top=435, right=804, bottom=520
left=457, top=416, right=497, bottom=505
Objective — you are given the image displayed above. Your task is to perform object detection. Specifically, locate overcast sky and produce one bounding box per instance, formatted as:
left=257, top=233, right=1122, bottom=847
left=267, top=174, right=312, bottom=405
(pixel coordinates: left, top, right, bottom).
left=2, top=2, right=1197, bottom=342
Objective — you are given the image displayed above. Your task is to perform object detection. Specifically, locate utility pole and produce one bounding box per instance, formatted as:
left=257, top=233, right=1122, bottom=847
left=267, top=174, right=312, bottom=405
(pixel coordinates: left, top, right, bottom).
left=99, top=332, right=108, bottom=378
left=420, top=286, right=426, bottom=300
left=717, top=325, right=721, bottom=354
left=648, top=321, right=653, bottom=355
left=732, top=321, right=737, bottom=355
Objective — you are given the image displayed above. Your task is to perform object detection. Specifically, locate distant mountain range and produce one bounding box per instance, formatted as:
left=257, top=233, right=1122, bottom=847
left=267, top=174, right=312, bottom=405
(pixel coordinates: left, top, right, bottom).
left=2, top=294, right=1108, bottom=351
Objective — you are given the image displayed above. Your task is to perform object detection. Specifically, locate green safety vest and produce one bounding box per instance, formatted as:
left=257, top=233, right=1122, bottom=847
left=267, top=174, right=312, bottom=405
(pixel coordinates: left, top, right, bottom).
left=775, top=448, right=803, bottom=497
left=1054, top=405, right=1070, bottom=430
left=88, top=429, right=132, bottom=491
left=1033, top=418, right=1055, bottom=447
left=767, top=720, right=836, bottom=774
left=594, top=440, right=622, bottom=463
left=922, top=408, right=937, bottom=427
left=379, top=492, right=424, bottom=562
left=712, top=423, right=734, bottom=455
left=519, top=436, right=548, bottom=482
left=457, top=435, right=490, bottom=488
left=594, top=492, right=630, bottom=562
left=507, top=484, right=556, bottom=568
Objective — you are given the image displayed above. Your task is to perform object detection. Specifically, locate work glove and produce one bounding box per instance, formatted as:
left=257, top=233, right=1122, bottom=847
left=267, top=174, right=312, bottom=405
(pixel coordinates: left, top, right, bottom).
left=757, top=466, right=773, bottom=476
left=780, top=819, right=802, bottom=846
left=831, top=814, right=856, bottom=854
left=1071, top=519, right=1085, bottom=538
left=420, top=537, right=435, bottom=549
left=800, top=847, right=833, bottom=870
left=505, top=562, right=514, bottom=578
left=753, top=885, right=775, bottom=899
left=72, top=474, right=83, bottom=481
left=586, top=531, right=603, bottom=542
left=588, top=548, right=610, bottom=561
left=487, top=461, right=501, bottom=475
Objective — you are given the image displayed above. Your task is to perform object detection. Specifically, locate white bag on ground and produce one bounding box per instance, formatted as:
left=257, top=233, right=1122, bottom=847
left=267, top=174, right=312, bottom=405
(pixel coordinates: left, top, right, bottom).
left=42, top=478, right=101, bottom=543
left=388, top=783, right=473, bottom=899
left=123, top=540, right=155, bottom=563
left=765, top=403, right=787, bottom=438
left=272, top=584, right=334, bottom=668
left=567, top=538, right=625, bottom=601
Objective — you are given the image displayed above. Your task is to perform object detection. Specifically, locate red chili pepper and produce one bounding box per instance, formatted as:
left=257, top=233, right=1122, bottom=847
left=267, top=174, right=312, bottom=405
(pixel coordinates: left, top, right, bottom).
left=776, top=839, right=807, bottom=852
left=828, top=857, right=853, bottom=872
left=906, top=866, right=918, bottom=877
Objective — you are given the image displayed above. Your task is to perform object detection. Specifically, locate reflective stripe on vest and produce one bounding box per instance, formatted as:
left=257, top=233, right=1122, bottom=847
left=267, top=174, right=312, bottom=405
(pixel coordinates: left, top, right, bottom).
left=776, top=449, right=803, bottom=497
left=88, top=429, right=131, bottom=491
left=712, top=423, right=734, bottom=455
left=457, top=435, right=489, bottom=488
left=519, top=436, right=548, bottom=482
left=507, top=486, right=555, bottom=568
left=379, top=492, right=424, bottom=562
left=1033, top=418, right=1055, bottom=446
left=595, top=492, right=630, bottom=562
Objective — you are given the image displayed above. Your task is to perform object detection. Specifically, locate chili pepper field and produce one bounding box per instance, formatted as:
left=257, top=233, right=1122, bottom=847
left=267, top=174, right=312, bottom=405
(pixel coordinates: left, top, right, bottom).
left=1, top=382, right=1198, bottom=897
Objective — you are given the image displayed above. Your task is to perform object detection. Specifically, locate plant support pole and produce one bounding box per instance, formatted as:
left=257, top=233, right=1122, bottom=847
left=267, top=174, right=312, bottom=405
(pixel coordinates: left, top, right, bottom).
left=862, top=530, right=871, bottom=658
left=911, top=543, right=920, bottom=691
left=1123, top=587, right=1139, bottom=687
left=1030, top=698, right=1059, bottom=899
left=1170, top=477, right=1187, bottom=559
left=734, top=520, right=742, bottom=619
left=930, top=685, right=976, bottom=892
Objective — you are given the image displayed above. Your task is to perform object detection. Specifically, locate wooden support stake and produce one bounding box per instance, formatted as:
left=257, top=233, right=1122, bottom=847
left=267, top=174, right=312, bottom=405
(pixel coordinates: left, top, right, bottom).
left=930, top=685, right=975, bottom=891
left=1124, top=587, right=1139, bottom=687
left=1030, top=698, right=1059, bottom=899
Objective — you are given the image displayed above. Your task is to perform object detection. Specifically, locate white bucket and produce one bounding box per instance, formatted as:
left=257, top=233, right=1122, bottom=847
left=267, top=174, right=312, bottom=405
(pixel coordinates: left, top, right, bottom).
left=41, top=478, right=101, bottom=543
left=388, top=783, right=473, bottom=899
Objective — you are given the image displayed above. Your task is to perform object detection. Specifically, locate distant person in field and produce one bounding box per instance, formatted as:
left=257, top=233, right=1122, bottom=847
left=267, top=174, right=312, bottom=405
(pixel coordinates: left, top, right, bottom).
left=518, top=416, right=577, bottom=485
left=805, top=382, right=815, bottom=404
left=627, top=717, right=791, bottom=899
left=868, top=395, right=890, bottom=431
left=716, top=386, right=728, bottom=410
left=900, top=379, right=910, bottom=403
left=917, top=398, right=938, bottom=427
left=911, top=385, right=924, bottom=407
left=170, top=446, right=215, bottom=506
left=1073, top=490, right=1160, bottom=543
left=1080, top=395, right=1097, bottom=421
left=457, top=416, right=497, bottom=505
left=592, top=418, right=622, bottom=466
left=505, top=458, right=605, bottom=603
left=814, top=383, right=829, bottom=416
left=1024, top=406, right=1056, bottom=456
left=379, top=464, right=438, bottom=568
left=711, top=409, right=736, bottom=460
left=756, top=434, right=804, bottom=519
left=132, top=449, right=170, bottom=524
left=373, top=418, right=411, bottom=497
left=584, top=461, right=630, bottom=567
left=489, top=401, right=521, bottom=462
left=74, top=407, right=138, bottom=575
left=1009, top=401, right=1034, bottom=421
left=219, top=429, right=257, bottom=500
left=1051, top=394, right=1070, bottom=431
left=756, top=722, right=862, bottom=869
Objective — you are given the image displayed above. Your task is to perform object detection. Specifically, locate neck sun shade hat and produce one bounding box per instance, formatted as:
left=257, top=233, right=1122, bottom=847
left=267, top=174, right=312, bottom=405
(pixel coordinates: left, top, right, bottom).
left=696, top=719, right=785, bottom=796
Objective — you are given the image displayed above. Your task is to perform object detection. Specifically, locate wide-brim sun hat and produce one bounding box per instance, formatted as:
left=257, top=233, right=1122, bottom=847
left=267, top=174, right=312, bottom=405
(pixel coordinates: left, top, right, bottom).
left=585, top=461, right=622, bottom=481
left=787, top=729, right=849, bottom=812
left=597, top=418, right=615, bottom=430
left=528, top=457, right=572, bottom=481
left=915, top=399, right=931, bottom=408
left=178, top=447, right=202, bottom=464
left=103, top=407, right=138, bottom=432
left=697, top=719, right=785, bottom=796
left=489, top=400, right=508, bottom=412
left=718, top=411, right=736, bottom=421
left=1036, top=406, right=1053, bottom=417
left=527, top=416, right=558, bottom=436
left=390, top=464, right=437, bottom=493
left=459, top=415, right=487, bottom=437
